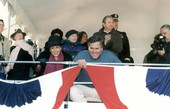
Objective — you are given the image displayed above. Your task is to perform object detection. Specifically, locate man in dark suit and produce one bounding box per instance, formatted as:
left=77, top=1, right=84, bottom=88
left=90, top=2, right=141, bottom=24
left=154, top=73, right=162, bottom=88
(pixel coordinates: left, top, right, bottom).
left=111, top=14, right=134, bottom=63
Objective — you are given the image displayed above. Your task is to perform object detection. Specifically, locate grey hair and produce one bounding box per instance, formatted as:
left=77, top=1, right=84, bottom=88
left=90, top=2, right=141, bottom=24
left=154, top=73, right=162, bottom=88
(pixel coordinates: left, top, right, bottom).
left=160, top=24, right=170, bottom=31
left=102, top=15, right=113, bottom=24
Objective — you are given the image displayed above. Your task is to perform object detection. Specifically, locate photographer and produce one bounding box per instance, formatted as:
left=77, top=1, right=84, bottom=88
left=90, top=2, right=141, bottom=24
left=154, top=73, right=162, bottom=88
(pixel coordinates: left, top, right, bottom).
left=146, top=24, right=170, bottom=63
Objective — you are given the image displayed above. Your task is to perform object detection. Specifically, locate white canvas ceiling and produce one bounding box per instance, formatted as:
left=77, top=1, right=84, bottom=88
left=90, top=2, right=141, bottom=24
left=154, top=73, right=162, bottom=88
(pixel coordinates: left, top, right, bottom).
left=2, top=0, right=170, bottom=62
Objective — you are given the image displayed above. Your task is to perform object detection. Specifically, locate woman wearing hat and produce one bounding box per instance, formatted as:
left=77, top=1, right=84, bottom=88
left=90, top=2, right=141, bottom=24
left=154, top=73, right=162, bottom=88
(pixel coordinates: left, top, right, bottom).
left=51, top=28, right=63, bottom=39
left=34, top=36, right=72, bottom=76
left=5, top=29, right=34, bottom=80
left=62, top=29, right=86, bottom=58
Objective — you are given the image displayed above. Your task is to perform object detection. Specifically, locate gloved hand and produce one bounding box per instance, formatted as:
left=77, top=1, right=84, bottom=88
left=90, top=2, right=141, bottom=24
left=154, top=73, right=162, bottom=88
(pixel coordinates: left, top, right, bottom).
left=35, top=64, right=41, bottom=72
left=0, top=55, right=5, bottom=61
left=0, top=55, right=7, bottom=66
left=39, top=58, right=47, bottom=64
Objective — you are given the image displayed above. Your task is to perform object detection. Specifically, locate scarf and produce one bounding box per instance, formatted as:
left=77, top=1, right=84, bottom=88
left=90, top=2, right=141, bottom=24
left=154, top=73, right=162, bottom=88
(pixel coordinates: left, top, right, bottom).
left=44, top=52, right=64, bottom=75
left=5, top=40, right=34, bottom=73
left=15, top=40, right=34, bottom=58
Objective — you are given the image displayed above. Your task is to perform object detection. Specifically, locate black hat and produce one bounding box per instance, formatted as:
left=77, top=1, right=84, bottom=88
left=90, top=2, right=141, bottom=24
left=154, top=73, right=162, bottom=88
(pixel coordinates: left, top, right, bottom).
left=10, top=29, right=26, bottom=40
left=47, top=35, right=62, bottom=48
left=65, top=29, right=78, bottom=38
left=111, top=14, right=119, bottom=22
left=51, top=28, right=63, bottom=38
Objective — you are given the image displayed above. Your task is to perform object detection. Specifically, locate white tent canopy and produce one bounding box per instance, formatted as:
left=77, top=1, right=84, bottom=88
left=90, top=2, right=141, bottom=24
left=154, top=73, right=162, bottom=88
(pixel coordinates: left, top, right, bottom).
left=1, top=0, right=170, bottom=62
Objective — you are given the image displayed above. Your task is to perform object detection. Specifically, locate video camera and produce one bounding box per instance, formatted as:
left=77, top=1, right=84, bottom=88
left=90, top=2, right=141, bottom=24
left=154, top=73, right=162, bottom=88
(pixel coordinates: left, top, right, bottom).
left=0, top=55, right=5, bottom=61
left=151, top=33, right=166, bottom=50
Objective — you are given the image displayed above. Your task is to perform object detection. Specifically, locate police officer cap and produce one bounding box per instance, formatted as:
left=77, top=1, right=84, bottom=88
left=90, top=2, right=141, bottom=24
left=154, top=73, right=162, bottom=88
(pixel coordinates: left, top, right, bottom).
left=111, top=14, right=119, bottom=22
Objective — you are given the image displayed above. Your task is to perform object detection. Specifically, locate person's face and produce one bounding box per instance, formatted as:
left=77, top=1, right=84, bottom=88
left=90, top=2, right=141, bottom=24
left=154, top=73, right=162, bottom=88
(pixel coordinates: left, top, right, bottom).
left=81, top=34, right=88, bottom=43
left=102, top=18, right=114, bottom=31
left=68, top=34, right=78, bottom=43
left=54, top=33, right=60, bottom=37
left=88, top=41, right=103, bottom=59
left=0, top=21, right=4, bottom=33
left=50, top=45, right=61, bottom=57
left=113, top=21, right=118, bottom=30
left=160, top=27, right=170, bottom=42
left=14, top=33, right=23, bottom=40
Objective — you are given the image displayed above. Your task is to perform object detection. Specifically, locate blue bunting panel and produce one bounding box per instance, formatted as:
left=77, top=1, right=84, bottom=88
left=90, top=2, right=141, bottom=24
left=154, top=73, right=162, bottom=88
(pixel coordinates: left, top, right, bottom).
left=0, top=80, right=41, bottom=108
left=146, top=69, right=170, bottom=96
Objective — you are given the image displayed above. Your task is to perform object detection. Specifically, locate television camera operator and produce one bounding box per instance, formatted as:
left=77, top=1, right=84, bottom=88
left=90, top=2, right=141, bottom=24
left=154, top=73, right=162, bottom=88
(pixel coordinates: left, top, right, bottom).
left=146, top=24, right=170, bottom=63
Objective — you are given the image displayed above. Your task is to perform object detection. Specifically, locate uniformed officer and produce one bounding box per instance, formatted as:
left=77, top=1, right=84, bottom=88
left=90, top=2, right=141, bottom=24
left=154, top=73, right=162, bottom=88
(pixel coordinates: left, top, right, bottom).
left=111, top=14, right=134, bottom=63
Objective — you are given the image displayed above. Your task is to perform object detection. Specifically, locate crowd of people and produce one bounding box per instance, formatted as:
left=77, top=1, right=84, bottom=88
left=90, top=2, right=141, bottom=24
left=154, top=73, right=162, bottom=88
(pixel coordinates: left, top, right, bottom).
left=1, top=14, right=169, bottom=77
left=1, top=13, right=170, bottom=102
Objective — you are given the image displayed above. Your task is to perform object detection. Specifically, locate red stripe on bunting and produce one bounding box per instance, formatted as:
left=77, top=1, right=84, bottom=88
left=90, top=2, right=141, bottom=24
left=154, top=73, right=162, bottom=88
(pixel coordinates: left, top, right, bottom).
left=53, top=66, right=81, bottom=109
left=86, top=65, right=128, bottom=109
left=52, top=65, right=128, bottom=109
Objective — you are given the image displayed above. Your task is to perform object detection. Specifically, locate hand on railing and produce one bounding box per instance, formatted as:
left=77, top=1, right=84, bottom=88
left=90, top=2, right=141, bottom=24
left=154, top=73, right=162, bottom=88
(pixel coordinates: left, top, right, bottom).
left=39, top=58, right=47, bottom=64
left=0, top=55, right=7, bottom=66
left=77, top=59, right=87, bottom=68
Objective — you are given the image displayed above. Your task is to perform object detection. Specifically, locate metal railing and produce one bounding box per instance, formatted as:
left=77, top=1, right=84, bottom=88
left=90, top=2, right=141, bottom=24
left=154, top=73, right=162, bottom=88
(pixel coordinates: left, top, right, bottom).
left=1, top=61, right=170, bottom=109
left=1, top=61, right=170, bottom=67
